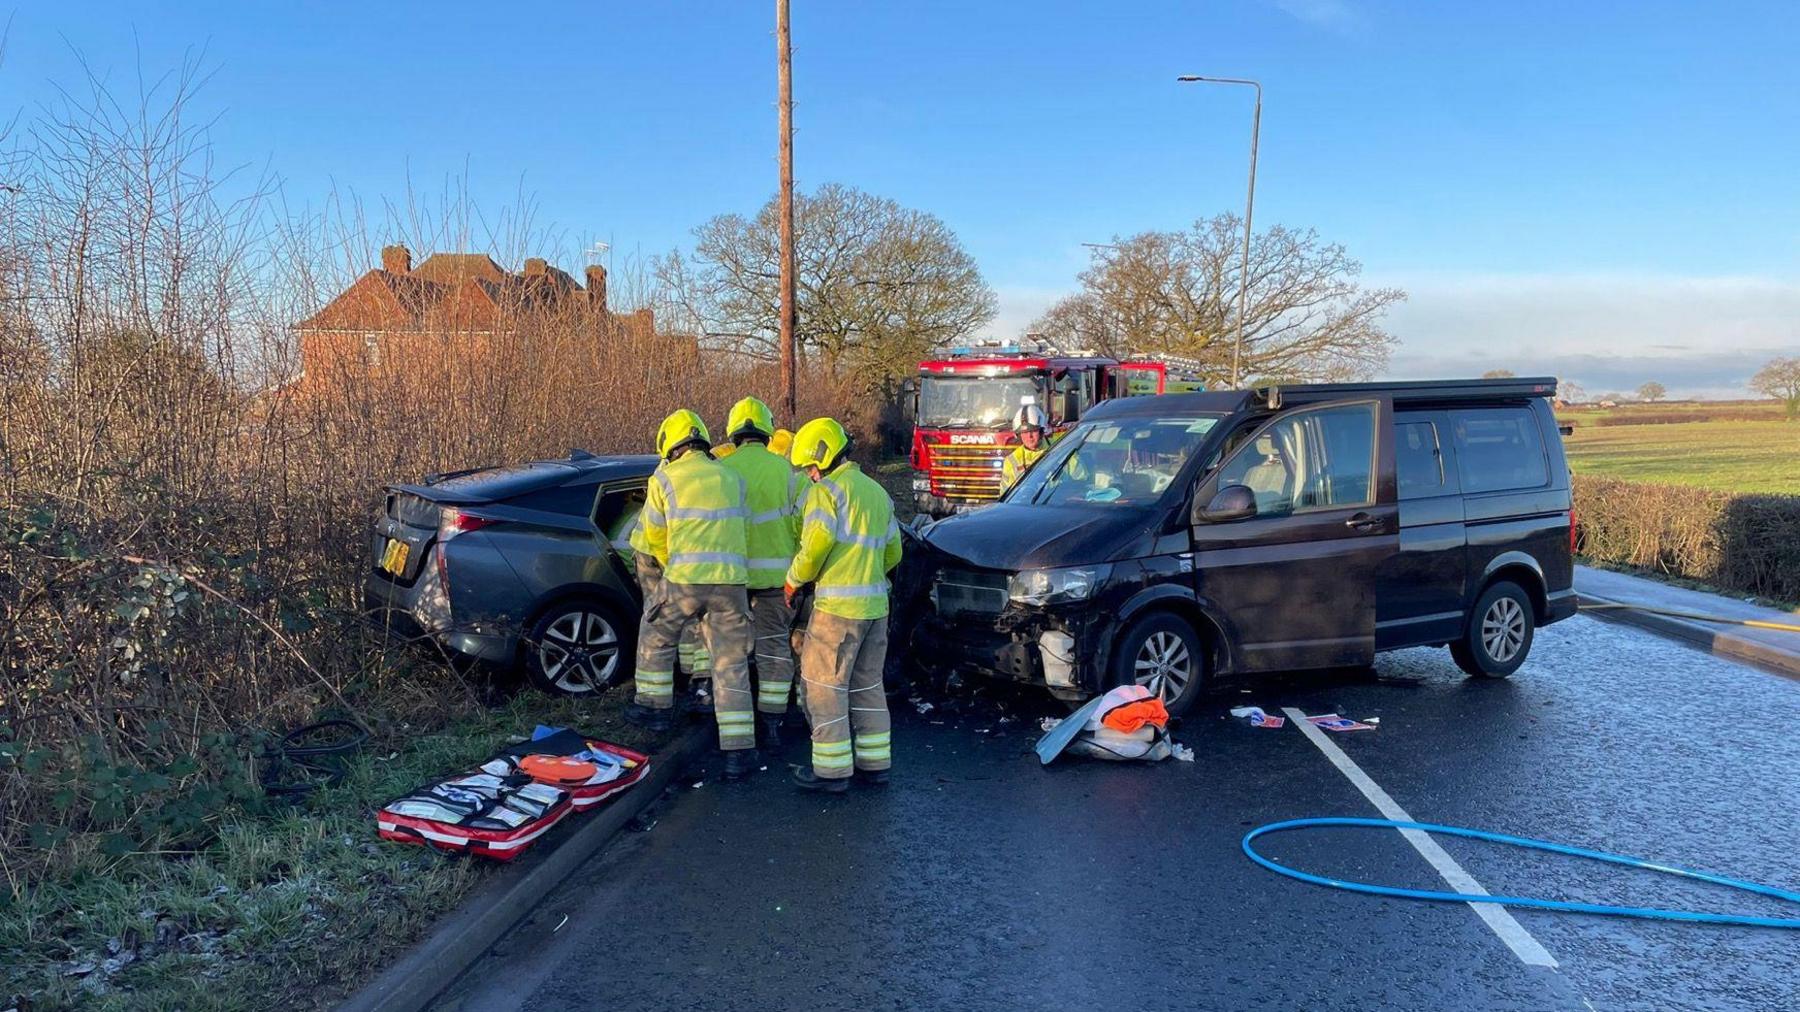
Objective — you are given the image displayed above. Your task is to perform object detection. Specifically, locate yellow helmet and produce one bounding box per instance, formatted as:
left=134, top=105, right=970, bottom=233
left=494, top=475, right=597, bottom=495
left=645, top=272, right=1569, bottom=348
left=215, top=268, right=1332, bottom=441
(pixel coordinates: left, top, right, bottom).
left=655, top=409, right=711, bottom=460
left=726, top=397, right=776, bottom=444
left=769, top=428, right=794, bottom=459
left=790, top=417, right=850, bottom=471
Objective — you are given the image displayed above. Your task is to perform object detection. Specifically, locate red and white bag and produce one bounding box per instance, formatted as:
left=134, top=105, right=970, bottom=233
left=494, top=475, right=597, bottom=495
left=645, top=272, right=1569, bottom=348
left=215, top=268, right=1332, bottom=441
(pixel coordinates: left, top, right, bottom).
left=490, top=730, right=652, bottom=810
left=376, top=729, right=651, bottom=860
left=377, top=771, right=573, bottom=861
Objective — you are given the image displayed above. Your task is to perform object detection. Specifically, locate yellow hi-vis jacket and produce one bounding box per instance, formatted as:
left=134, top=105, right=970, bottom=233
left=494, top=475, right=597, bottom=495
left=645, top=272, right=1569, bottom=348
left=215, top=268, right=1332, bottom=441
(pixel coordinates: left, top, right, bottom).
left=639, top=452, right=750, bottom=586
left=786, top=461, right=902, bottom=619
left=1001, top=442, right=1050, bottom=490
left=721, top=442, right=806, bottom=590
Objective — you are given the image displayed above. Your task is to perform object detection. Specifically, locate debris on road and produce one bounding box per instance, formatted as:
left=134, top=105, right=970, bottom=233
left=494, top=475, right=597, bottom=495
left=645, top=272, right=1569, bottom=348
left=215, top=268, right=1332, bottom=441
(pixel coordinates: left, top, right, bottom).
left=1306, top=713, right=1376, bottom=732
left=1037, top=686, right=1174, bottom=763
left=1171, top=743, right=1195, bottom=762
left=1229, top=706, right=1286, bottom=729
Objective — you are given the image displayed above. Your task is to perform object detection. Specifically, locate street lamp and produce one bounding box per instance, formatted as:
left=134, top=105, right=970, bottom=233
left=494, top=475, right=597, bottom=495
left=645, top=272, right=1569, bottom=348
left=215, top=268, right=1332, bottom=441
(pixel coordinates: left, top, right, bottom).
left=1177, top=74, right=1261, bottom=389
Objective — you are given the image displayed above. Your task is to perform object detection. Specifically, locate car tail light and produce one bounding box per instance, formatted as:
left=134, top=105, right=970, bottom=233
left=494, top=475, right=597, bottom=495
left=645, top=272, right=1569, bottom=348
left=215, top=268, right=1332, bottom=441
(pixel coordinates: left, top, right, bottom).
left=1569, top=507, right=1578, bottom=555
left=439, top=508, right=498, bottom=541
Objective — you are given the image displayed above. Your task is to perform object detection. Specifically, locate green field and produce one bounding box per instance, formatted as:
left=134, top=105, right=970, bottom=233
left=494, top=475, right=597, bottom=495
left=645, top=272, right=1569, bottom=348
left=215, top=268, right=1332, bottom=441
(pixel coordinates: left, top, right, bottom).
left=1561, top=411, right=1800, bottom=494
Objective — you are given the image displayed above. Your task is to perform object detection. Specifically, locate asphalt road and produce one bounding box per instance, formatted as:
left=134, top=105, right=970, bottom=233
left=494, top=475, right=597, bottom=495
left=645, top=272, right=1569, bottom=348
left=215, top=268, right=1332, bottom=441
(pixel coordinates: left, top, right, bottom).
left=436, top=616, right=1800, bottom=1012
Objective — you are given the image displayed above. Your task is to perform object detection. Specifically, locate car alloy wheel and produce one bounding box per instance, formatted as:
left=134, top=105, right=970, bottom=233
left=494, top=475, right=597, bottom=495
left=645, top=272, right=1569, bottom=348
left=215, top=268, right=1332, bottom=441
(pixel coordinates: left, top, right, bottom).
left=537, top=609, right=621, bottom=693
left=1134, top=629, right=1193, bottom=702
left=1480, top=596, right=1526, bottom=664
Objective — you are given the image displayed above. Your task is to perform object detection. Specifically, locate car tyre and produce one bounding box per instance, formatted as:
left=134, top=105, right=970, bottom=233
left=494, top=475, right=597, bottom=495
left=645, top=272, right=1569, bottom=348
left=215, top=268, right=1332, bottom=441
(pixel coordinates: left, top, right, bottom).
left=524, top=598, right=634, bottom=696
left=1452, top=581, right=1534, bottom=678
left=1109, top=611, right=1207, bottom=718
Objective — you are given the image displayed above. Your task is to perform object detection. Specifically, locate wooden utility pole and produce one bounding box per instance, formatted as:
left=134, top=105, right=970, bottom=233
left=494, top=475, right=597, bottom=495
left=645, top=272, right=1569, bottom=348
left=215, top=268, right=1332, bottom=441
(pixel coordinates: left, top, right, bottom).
left=776, top=0, right=798, bottom=423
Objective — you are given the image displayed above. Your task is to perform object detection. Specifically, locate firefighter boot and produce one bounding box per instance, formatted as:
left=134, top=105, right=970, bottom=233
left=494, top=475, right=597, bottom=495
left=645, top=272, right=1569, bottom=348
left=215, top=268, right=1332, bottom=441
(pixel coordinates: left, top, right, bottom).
left=722, top=747, right=761, bottom=782
left=792, top=767, right=849, bottom=794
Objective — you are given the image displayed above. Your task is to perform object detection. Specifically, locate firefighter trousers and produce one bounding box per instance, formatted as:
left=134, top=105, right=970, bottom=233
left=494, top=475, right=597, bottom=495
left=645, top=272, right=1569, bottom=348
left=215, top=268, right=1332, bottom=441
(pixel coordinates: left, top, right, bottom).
left=634, top=560, right=711, bottom=695
left=750, top=589, right=796, bottom=715
left=633, top=573, right=755, bottom=751
left=800, top=612, right=891, bottom=779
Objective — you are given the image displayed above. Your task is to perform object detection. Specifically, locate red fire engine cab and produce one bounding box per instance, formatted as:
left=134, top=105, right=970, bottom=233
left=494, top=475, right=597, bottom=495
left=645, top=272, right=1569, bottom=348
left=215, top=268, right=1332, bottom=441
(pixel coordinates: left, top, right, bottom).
left=909, top=345, right=1167, bottom=517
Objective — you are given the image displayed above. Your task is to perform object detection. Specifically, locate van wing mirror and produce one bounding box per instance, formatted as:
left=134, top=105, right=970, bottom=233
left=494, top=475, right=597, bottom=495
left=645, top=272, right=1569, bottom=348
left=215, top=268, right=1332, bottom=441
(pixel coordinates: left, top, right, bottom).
left=1060, top=390, right=1081, bottom=423
left=1196, top=484, right=1257, bottom=524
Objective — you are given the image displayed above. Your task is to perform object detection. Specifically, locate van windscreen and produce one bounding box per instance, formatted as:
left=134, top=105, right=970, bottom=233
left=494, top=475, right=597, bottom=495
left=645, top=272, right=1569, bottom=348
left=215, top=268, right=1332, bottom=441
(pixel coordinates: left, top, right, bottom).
left=1012, top=415, right=1221, bottom=506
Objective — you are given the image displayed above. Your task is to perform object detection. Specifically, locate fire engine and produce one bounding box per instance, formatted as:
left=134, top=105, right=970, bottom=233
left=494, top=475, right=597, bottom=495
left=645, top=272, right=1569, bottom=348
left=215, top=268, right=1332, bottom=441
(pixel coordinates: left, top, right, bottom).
left=908, top=343, right=1173, bottom=517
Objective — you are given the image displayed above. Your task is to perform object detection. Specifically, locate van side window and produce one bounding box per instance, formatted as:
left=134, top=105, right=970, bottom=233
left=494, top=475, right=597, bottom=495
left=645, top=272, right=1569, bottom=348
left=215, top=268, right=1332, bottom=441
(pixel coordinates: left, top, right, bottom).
left=1451, top=408, right=1548, bottom=493
left=1215, top=403, right=1377, bottom=515
left=1396, top=420, right=1445, bottom=498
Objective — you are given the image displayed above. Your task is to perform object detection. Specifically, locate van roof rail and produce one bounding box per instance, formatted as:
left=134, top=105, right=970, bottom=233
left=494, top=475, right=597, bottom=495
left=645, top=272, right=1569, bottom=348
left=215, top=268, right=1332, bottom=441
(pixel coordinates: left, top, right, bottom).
left=1255, top=377, right=1558, bottom=405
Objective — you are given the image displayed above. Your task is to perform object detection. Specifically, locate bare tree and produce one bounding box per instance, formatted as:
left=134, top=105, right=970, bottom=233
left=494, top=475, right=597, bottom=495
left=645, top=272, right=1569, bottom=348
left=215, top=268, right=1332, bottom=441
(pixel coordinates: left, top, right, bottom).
left=656, top=183, right=995, bottom=392
left=1750, top=356, right=1800, bottom=419
left=1482, top=369, right=1515, bottom=379
left=1556, top=379, right=1586, bottom=405
left=1636, top=381, right=1666, bottom=402
left=1028, top=214, right=1404, bottom=385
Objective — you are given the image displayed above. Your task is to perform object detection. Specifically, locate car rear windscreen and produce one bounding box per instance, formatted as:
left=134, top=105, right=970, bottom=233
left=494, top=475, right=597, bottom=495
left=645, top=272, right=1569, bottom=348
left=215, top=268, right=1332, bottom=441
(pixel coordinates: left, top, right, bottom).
left=427, top=463, right=577, bottom=501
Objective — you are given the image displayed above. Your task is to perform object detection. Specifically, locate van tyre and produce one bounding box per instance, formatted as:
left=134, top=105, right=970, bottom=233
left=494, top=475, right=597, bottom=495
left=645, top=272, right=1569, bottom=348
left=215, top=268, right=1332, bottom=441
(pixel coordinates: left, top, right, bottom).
left=1110, top=612, right=1207, bottom=718
left=1452, top=581, right=1534, bottom=678
left=524, top=598, right=633, bottom=696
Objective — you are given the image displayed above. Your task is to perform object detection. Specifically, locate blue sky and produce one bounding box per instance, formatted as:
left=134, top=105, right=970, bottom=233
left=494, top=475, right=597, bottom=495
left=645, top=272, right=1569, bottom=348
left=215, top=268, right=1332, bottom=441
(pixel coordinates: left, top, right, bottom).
left=6, top=0, right=1798, bottom=395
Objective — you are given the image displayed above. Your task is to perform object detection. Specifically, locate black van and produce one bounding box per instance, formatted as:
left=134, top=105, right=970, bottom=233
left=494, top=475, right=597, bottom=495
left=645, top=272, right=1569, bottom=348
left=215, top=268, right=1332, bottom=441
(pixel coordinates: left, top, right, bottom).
left=912, top=377, right=1577, bottom=716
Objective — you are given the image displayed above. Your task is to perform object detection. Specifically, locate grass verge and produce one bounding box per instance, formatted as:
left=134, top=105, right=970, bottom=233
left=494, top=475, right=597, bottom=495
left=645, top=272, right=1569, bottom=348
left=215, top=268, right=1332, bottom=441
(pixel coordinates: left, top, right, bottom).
left=2, top=684, right=670, bottom=1011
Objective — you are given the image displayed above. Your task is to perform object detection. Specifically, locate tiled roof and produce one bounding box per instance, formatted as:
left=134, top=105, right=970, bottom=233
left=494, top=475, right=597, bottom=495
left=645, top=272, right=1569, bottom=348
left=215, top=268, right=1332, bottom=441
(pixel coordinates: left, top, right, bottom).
left=297, top=253, right=605, bottom=331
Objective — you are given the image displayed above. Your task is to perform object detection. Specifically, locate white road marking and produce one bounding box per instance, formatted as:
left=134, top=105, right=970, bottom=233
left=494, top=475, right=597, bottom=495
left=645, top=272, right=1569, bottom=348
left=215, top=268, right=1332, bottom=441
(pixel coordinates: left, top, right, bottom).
left=1283, top=707, right=1560, bottom=969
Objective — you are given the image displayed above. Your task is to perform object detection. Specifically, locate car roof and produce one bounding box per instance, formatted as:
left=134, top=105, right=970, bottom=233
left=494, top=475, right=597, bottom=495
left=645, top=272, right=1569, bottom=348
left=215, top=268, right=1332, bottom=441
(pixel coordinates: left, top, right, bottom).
left=394, top=453, right=658, bottom=504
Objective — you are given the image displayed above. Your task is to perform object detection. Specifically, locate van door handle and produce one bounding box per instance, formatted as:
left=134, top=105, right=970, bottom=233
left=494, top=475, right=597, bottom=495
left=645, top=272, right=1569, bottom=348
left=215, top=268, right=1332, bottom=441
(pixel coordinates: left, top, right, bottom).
left=1345, top=512, right=1379, bottom=531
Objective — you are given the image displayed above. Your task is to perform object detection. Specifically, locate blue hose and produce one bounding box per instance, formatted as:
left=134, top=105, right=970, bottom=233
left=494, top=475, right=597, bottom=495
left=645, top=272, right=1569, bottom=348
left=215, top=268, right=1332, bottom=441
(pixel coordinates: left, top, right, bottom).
left=1242, top=817, right=1800, bottom=929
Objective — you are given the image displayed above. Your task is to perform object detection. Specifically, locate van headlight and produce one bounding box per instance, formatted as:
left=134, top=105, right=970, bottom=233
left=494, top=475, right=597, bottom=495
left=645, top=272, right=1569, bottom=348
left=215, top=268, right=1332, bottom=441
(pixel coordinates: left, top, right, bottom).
left=1009, top=565, right=1111, bottom=607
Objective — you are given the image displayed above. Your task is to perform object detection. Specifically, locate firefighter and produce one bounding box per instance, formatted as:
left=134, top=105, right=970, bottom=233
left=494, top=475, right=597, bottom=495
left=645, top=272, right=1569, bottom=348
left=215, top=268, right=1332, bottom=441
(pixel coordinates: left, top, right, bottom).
left=624, top=509, right=711, bottom=709
left=718, top=397, right=807, bottom=749
left=1000, top=402, right=1052, bottom=491
left=624, top=410, right=760, bottom=780
left=784, top=417, right=903, bottom=793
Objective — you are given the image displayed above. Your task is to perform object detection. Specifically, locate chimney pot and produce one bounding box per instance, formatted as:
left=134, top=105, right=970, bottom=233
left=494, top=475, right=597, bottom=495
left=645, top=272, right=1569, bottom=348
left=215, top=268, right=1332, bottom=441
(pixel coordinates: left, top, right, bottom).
left=381, top=244, right=412, bottom=275
left=585, top=264, right=608, bottom=310
left=524, top=257, right=548, bottom=276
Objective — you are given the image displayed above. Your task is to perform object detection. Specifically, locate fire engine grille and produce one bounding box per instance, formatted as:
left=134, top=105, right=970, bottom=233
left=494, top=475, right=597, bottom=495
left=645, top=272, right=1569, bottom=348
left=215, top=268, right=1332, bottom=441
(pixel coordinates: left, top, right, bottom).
left=929, top=445, right=1005, bottom=501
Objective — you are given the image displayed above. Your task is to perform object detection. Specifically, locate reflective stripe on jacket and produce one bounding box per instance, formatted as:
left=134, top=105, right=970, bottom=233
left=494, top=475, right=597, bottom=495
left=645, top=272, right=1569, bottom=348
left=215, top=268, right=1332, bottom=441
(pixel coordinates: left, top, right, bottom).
left=639, top=452, right=750, bottom=586
left=721, top=442, right=806, bottom=590
left=785, top=461, right=902, bottom=619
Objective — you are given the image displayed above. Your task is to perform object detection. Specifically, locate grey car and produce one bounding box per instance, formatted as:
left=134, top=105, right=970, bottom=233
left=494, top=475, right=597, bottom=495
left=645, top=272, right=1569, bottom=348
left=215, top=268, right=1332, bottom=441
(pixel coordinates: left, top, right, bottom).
left=364, top=451, right=658, bottom=695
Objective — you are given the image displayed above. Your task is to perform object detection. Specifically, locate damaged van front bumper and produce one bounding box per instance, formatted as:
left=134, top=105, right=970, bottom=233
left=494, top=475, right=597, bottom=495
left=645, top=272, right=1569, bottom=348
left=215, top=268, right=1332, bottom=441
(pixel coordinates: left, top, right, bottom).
left=916, top=576, right=1115, bottom=697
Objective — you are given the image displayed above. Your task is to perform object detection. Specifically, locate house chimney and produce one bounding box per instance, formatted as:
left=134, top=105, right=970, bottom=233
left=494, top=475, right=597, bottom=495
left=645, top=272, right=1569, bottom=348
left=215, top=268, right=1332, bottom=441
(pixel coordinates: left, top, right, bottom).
left=524, top=257, right=548, bottom=276
left=585, top=265, right=608, bottom=309
left=381, top=244, right=412, bottom=275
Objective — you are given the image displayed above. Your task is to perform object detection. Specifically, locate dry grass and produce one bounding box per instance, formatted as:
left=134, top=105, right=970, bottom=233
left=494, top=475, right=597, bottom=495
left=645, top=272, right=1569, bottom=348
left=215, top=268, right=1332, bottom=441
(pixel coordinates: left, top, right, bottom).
left=0, top=57, right=859, bottom=886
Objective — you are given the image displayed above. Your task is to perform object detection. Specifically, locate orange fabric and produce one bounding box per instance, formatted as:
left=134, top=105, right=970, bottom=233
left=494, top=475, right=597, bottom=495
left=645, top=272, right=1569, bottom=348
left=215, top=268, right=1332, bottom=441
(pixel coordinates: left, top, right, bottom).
left=1100, top=698, right=1169, bottom=733
left=518, top=754, right=600, bottom=785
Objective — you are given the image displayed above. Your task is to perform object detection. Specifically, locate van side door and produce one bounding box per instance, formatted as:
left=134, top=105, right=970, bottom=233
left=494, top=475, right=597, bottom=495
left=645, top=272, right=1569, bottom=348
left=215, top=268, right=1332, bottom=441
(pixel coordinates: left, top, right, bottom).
left=1189, top=397, right=1398, bottom=673
left=1375, top=410, right=1467, bottom=649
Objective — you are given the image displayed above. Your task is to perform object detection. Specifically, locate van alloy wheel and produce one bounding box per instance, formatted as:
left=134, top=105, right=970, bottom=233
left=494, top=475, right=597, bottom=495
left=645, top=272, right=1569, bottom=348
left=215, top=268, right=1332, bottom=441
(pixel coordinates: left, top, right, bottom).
left=538, top=610, right=620, bottom=693
left=1480, top=596, right=1526, bottom=664
left=1134, top=630, right=1193, bottom=702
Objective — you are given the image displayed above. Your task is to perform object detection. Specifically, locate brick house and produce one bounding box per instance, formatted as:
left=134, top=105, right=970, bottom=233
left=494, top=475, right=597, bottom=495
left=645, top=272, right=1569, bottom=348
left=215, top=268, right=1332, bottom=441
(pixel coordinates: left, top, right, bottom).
left=293, top=245, right=657, bottom=388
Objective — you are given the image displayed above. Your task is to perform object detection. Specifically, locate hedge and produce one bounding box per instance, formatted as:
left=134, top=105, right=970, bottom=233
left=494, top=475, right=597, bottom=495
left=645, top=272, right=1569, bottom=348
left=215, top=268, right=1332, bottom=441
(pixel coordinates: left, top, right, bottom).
left=1572, top=475, right=1800, bottom=603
